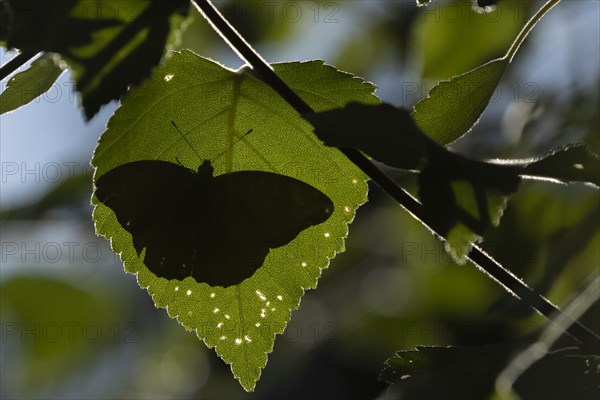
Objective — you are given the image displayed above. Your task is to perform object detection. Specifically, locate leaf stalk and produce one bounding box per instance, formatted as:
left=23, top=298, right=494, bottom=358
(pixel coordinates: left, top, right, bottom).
left=505, top=0, right=561, bottom=62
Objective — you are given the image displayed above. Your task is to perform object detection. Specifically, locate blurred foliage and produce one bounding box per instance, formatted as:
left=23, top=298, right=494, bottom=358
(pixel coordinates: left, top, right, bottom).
left=2, top=0, right=189, bottom=118
left=1, top=275, right=128, bottom=396
left=1, top=0, right=598, bottom=398
left=414, top=0, right=530, bottom=79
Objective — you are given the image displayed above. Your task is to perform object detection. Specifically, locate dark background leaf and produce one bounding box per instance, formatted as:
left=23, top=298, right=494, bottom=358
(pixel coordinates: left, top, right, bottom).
left=308, top=102, right=598, bottom=261
left=380, top=344, right=517, bottom=399
left=306, top=102, right=430, bottom=170
left=95, top=160, right=334, bottom=287
left=521, top=144, right=600, bottom=187
left=381, top=345, right=600, bottom=400
left=3, top=0, right=189, bottom=119
left=513, top=350, right=600, bottom=400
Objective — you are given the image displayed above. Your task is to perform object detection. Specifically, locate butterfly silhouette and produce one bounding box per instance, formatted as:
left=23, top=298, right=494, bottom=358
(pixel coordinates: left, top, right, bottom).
left=95, top=160, right=334, bottom=287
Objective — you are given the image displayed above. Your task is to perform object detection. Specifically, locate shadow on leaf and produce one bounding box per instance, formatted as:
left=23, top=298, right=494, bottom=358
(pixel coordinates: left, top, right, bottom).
left=95, top=160, right=333, bottom=287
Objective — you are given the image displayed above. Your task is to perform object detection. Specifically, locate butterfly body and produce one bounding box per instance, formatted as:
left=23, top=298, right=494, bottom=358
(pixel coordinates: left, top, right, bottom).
left=95, top=160, right=333, bottom=287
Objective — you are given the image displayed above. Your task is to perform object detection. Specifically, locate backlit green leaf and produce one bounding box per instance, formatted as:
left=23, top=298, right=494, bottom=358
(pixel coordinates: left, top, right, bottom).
left=412, top=58, right=508, bottom=144
left=91, top=51, right=378, bottom=391
left=0, top=53, right=63, bottom=114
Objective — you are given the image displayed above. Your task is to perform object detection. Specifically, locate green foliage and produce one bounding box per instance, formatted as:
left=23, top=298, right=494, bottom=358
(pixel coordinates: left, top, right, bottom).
left=0, top=277, right=123, bottom=394
left=308, top=102, right=599, bottom=261
left=415, top=0, right=526, bottom=79
left=412, top=59, right=508, bottom=144
left=3, top=0, right=189, bottom=118
left=92, top=50, right=377, bottom=390
left=0, top=53, right=63, bottom=114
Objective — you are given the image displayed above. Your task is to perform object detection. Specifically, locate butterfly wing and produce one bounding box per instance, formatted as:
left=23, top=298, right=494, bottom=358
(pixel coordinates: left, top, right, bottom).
left=95, top=160, right=208, bottom=281
left=96, top=161, right=334, bottom=287
left=178, top=171, right=333, bottom=287
left=213, top=171, right=333, bottom=246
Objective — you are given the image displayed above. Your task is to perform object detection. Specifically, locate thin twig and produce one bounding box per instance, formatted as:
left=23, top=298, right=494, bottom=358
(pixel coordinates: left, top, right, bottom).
left=506, top=0, right=561, bottom=62
left=0, top=51, right=38, bottom=81
left=191, top=0, right=600, bottom=349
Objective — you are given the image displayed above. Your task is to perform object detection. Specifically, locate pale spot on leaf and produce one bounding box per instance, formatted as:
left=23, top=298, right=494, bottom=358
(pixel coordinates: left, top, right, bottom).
left=255, top=290, right=267, bottom=301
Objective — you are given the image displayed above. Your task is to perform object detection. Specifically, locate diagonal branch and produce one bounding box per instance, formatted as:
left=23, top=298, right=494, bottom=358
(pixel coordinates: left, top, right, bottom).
left=190, top=0, right=600, bottom=350
left=0, top=50, right=39, bottom=81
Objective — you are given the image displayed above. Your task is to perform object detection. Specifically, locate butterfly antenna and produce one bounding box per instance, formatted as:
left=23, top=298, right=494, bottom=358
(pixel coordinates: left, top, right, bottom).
left=171, top=121, right=204, bottom=162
